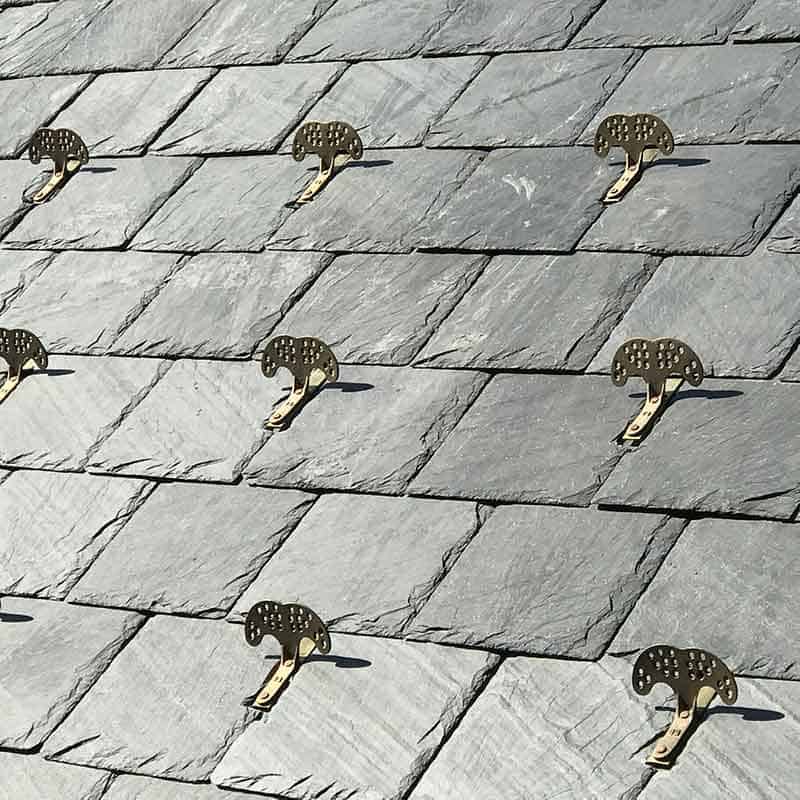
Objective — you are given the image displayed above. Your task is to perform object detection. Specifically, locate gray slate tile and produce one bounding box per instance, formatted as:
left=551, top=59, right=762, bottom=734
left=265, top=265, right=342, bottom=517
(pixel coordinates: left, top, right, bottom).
left=409, top=506, right=685, bottom=658
left=245, top=364, right=488, bottom=494
left=5, top=157, right=198, bottom=250
left=0, top=161, right=36, bottom=238
left=580, top=145, right=800, bottom=256
left=732, top=0, right=800, bottom=41
left=0, top=754, right=110, bottom=800
left=416, top=252, right=658, bottom=371
left=69, top=483, right=313, bottom=616
left=112, top=251, right=329, bottom=359
left=152, top=63, right=342, bottom=155
left=0, top=249, right=53, bottom=314
left=590, top=248, right=800, bottom=379
left=426, top=49, right=638, bottom=148
left=273, top=252, right=487, bottom=365
left=211, top=634, right=499, bottom=798
left=748, top=61, right=800, bottom=140
left=104, top=774, right=245, bottom=800
left=595, top=380, right=800, bottom=520
left=0, top=471, right=150, bottom=599
left=768, top=194, right=800, bottom=254
left=231, top=494, right=480, bottom=636
left=410, top=374, right=630, bottom=505
left=0, top=250, right=183, bottom=354
left=0, top=596, right=142, bottom=750
left=612, top=517, right=800, bottom=680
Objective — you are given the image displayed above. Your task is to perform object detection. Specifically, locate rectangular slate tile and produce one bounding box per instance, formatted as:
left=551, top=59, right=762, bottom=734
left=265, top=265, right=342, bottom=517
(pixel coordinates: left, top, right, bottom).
left=767, top=194, right=800, bottom=254
left=0, top=596, right=142, bottom=750
left=231, top=494, right=480, bottom=636
left=595, top=380, right=800, bottom=519
left=5, top=157, right=198, bottom=250
left=611, top=518, right=800, bottom=680
left=273, top=252, right=487, bottom=365
left=0, top=471, right=150, bottom=599
left=410, top=374, right=630, bottom=505
left=0, top=249, right=53, bottom=314
left=0, top=754, right=110, bottom=800
left=732, top=0, right=800, bottom=41
left=152, top=63, right=342, bottom=155
left=270, top=148, right=481, bottom=253
left=408, top=506, right=685, bottom=658
left=590, top=248, right=800, bottom=379
left=580, top=145, right=800, bottom=256
left=426, top=49, right=637, bottom=148
left=0, top=355, right=166, bottom=471
left=112, top=251, right=329, bottom=359
left=69, top=483, right=313, bottom=616
left=43, top=616, right=268, bottom=781
left=211, top=635, right=498, bottom=798
left=748, top=62, right=800, bottom=140
left=104, top=774, right=246, bottom=800
left=416, top=252, right=658, bottom=371
left=245, top=365, right=488, bottom=494
left=87, top=359, right=279, bottom=483
left=0, top=250, right=183, bottom=354
left=414, top=148, right=609, bottom=252
left=0, top=161, right=35, bottom=238
left=410, top=657, right=661, bottom=800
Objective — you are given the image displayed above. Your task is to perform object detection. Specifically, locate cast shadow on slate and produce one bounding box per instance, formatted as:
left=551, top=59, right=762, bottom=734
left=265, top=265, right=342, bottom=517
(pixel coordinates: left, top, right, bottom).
left=605, top=157, right=711, bottom=169
left=257, top=654, right=372, bottom=670
left=268, top=382, right=374, bottom=431
left=0, top=610, right=34, bottom=623
left=628, top=388, right=744, bottom=403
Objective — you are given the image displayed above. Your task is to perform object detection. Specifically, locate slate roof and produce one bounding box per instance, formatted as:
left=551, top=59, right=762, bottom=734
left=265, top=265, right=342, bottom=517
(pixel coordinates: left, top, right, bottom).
left=1, top=1, right=799, bottom=798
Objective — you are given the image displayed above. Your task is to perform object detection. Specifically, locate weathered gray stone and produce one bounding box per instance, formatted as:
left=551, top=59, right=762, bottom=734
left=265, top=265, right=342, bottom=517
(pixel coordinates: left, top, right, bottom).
left=0, top=753, right=111, bottom=800
left=245, top=365, right=488, bottom=494
left=732, top=0, right=800, bottom=41
left=0, top=471, right=150, bottom=599
left=582, top=44, right=800, bottom=144
left=6, top=157, right=198, bottom=249
left=269, top=149, right=481, bottom=253
left=410, top=656, right=662, bottom=800
left=87, top=359, right=279, bottom=483
left=414, top=148, right=608, bottom=251
left=0, top=250, right=183, bottom=354
left=611, top=518, right=800, bottom=680
left=69, top=483, right=313, bottom=616
left=595, top=380, right=800, bottom=519
left=274, top=252, right=487, bottom=366
left=427, top=49, right=637, bottom=147
left=590, top=248, right=800, bottom=379
left=749, top=62, right=800, bottom=140
left=231, top=494, right=480, bottom=636
left=0, top=355, right=166, bottom=471
left=0, top=161, right=36, bottom=238
left=0, top=74, right=90, bottom=156
left=131, top=156, right=300, bottom=252
left=51, top=69, right=213, bottom=156
left=0, top=249, right=53, bottom=314
left=104, top=774, right=245, bottom=800
left=571, top=0, right=752, bottom=46
left=410, top=375, right=630, bottom=505
left=43, top=616, right=267, bottom=781
left=580, top=145, right=800, bottom=256
left=768, top=194, right=800, bottom=253
left=409, top=506, right=685, bottom=658
left=416, top=252, right=658, bottom=371
left=211, top=634, right=499, bottom=798
left=0, top=596, right=142, bottom=750
left=152, top=63, right=342, bottom=155
left=113, top=251, right=329, bottom=359
left=160, top=0, right=336, bottom=67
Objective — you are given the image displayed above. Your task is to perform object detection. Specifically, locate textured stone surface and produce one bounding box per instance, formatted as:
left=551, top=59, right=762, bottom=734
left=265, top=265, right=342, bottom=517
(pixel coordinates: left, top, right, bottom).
left=409, top=506, right=685, bottom=658
left=733, top=0, right=800, bottom=41
left=0, top=161, right=36, bottom=238
left=590, top=248, right=800, bottom=378
left=416, top=252, right=658, bottom=371
left=88, top=359, right=279, bottom=482
left=211, top=635, right=498, bottom=798
left=43, top=616, right=267, bottom=781
left=152, top=63, right=342, bottom=155
left=70, top=483, right=313, bottom=616
left=768, top=194, right=800, bottom=254
left=411, top=375, right=630, bottom=505
left=595, top=380, right=800, bottom=519
left=245, top=365, right=488, bottom=494
left=104, top=774, right=245, bottom=800
left=0, top=355, right=166, bottom=471
left=232, top=494, right=480, bottom=635
left=427, top=49, right=637, bottom=147
left=113, top=251, right=328, bottom=358
left=415, top=148, right=608, bottom=251
left=0, top=753, right=111, bottom=800
left=270, top=149, right=481, bottom=253
left=580, top=145, right=800, bottom=256
left=274, top=252, right=487, bottom=365
left=0, top=250, right=183, bottom=354
left=6, top=157, right=198, bottom=249
left=0, top=471, right=149, bottom=599
left=0, top=596, right=142, bottom=750
left=410, top=656, right=661, bottom=800
left=749, top=61, right=800, bottom=140
left=0, top=249, right=53, bottom=314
